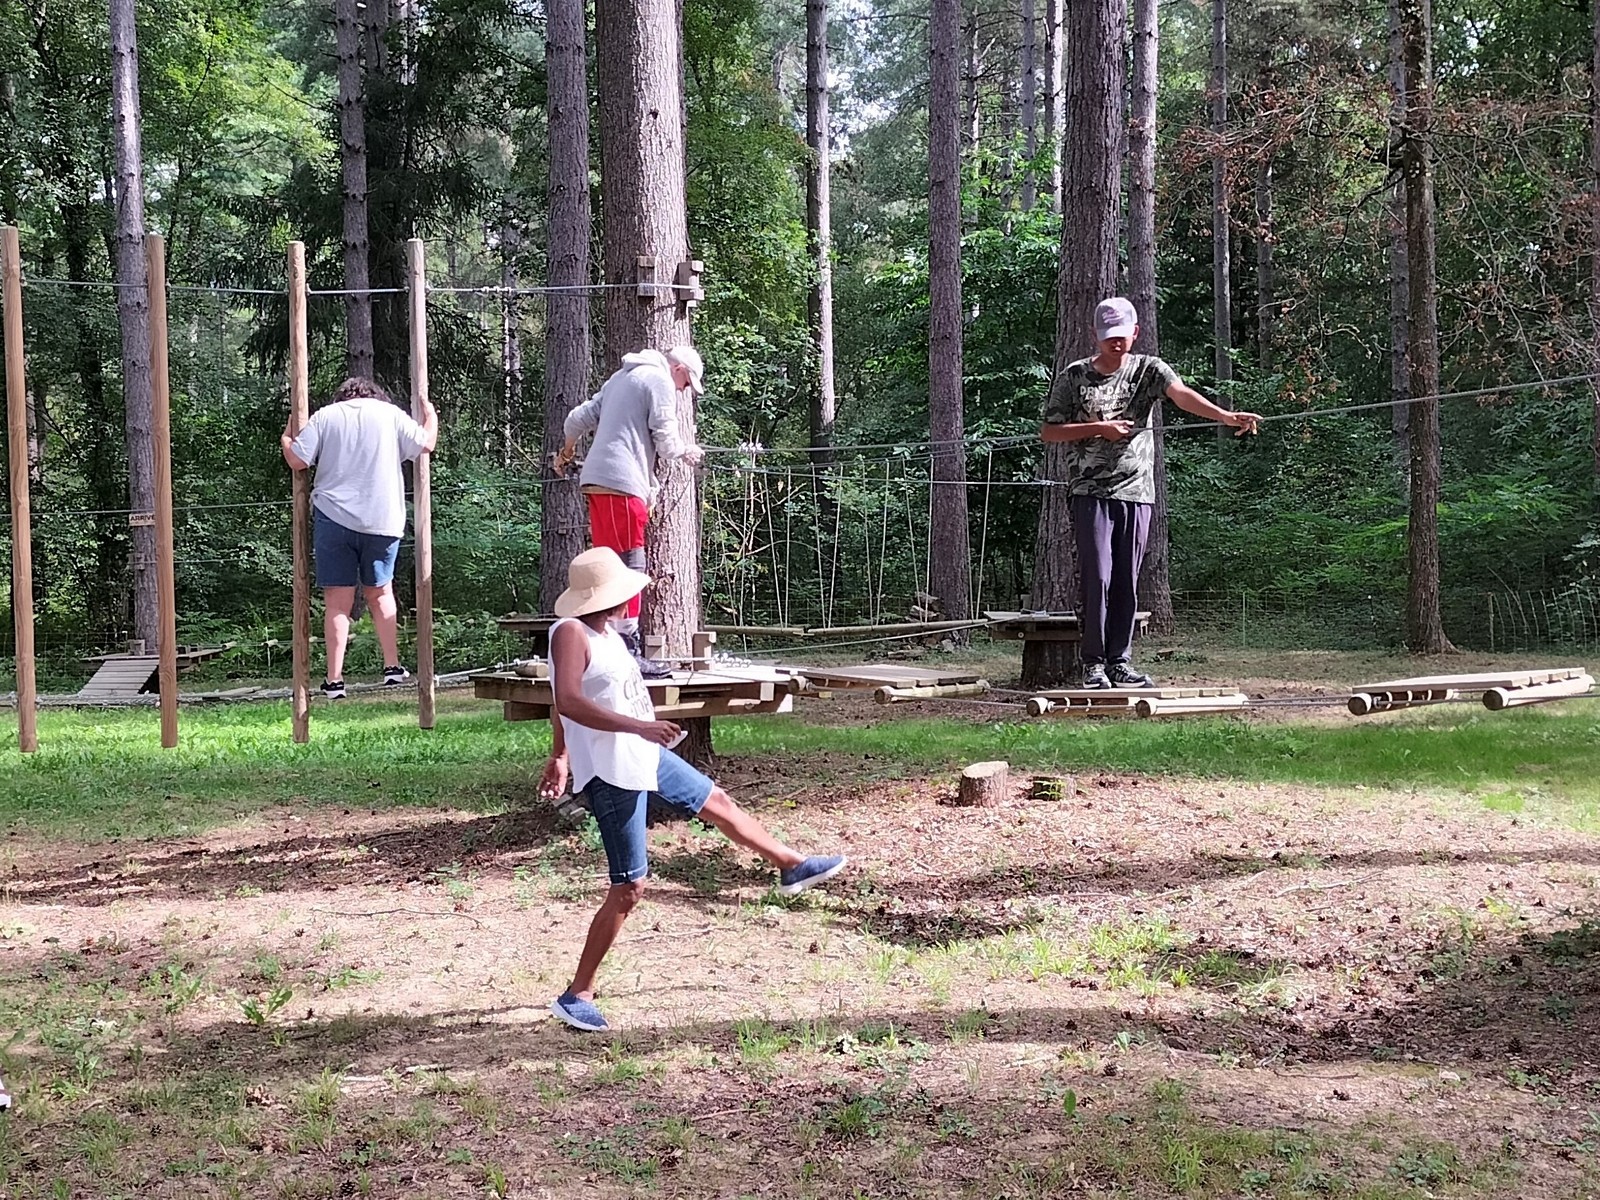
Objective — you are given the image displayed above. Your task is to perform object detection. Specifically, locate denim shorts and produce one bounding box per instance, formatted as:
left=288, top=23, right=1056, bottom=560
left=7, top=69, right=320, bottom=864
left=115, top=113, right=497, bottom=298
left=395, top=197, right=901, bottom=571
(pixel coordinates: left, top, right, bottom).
left=583, top=749, right=715, bottom=885
left=313, top=508, right=401, bottom=589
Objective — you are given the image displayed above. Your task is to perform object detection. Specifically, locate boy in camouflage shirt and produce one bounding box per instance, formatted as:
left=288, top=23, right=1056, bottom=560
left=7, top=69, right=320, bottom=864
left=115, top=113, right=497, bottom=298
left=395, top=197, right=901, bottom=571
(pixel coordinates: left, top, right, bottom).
left=1040, top=298, right=1261, bottom=688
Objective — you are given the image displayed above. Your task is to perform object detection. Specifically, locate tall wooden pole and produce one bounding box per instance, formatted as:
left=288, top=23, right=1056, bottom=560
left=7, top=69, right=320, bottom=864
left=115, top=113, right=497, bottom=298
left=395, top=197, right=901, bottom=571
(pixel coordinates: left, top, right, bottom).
left=407, top=238, right=435, bottom=730
left=2, top=228, right=37, bottom=753
left=288, top=242, right=312, bottom=743
left=145, top=234, right=179, bottom=749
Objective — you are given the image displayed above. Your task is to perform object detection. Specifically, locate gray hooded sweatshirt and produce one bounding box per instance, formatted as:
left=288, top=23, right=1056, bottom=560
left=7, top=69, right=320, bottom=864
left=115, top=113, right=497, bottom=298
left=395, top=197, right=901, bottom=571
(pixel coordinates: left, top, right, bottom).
left=564, top=350, right=692, bottom=504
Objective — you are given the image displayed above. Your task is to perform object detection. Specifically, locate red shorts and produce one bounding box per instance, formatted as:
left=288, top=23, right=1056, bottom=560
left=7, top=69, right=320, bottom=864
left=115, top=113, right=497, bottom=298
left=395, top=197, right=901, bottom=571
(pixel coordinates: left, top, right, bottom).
left=586, top=492, right=648, bottom=618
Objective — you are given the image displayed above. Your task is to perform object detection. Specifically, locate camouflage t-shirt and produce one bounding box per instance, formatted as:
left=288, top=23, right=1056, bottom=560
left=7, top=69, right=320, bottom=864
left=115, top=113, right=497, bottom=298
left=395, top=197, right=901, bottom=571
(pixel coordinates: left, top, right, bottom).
left=1041, top=354, right=1179, bottom=505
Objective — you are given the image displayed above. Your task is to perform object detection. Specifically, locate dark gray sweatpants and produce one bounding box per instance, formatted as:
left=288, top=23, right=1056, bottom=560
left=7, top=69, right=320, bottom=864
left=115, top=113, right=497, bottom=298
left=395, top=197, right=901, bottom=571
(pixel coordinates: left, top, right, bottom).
left=1071, top=494, right=1152, bottom=666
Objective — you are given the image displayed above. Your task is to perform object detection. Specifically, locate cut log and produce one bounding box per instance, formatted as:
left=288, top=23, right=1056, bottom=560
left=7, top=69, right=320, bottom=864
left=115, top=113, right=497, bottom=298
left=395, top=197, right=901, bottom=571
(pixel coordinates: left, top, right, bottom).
left=1483, top=673, right=1594, bottom=711
left=1030, top=774, right=1075, bottom=801
left=955, top=760, right=1009, bottom=807
left=873, top=680, right=991, bottom=704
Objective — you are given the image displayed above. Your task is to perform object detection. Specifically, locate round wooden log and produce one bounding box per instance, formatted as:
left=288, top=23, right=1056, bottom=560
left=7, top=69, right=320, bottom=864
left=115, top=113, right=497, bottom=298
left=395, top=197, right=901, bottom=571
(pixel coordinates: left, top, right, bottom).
left=1347, top=692, right=1375, bottom=716
left=1025, top=696, right=1055, bottom=717
left=956, top=760, right=1009, bottom=807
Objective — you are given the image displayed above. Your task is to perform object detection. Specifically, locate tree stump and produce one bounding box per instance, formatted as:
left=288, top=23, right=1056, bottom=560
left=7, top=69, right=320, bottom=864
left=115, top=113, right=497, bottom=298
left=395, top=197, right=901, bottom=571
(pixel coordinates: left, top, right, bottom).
left=956, top=760, right=1009, bottom=807
left=1030, top=774, right=1076, bottom=802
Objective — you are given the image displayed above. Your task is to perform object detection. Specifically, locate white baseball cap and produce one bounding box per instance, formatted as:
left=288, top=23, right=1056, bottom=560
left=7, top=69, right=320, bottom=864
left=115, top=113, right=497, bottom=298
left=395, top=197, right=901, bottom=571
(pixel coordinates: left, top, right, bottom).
left=1094, top=297, right=1139, bottom=342
left=667, top=345, right=705, bottom=396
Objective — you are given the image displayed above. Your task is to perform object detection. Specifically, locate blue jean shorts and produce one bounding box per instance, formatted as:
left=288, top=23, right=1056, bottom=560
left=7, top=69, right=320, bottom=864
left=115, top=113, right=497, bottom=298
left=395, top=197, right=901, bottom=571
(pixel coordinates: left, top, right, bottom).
left=313, top=508, right=401, bottom=589
left=583, top=749, right=715, bottom=885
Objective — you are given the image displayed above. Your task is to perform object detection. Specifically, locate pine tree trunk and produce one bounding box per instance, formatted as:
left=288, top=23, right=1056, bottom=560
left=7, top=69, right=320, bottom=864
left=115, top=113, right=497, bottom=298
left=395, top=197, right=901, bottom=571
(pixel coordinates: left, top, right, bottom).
left=1043, top=0, right=1062, bottom=212
left=597, top=0, right=708, bottom=760
left=1400, top=0, right=1453, bottom=654
left=1210, top=0, right=1231, bottom=419
left=542, top=0, right=594, bottom=615
left=1019, top=0, right=1038, bottom=211
left=110, top=0, right=158, bottom=648
left=1254, top=156, right=1274, bottom=372
left=1128, top=0, right=1171, bottom=635
left=806, top=0, right=836, bottom=466
left=1389, top=0, right=1411, bottom=477
left=1025, top=0, right=1126, bottom=688
left=929, top=0, right=972, bottom=629
left=335, top=0, right=374, bottom=380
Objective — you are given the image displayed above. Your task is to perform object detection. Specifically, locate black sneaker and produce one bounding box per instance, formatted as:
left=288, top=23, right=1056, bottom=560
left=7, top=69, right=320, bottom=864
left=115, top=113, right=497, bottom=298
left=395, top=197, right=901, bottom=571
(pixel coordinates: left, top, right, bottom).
left=1081, top=663, right=1111, bottom=690
left=321, top=679, right=347, bottom=700
left=383, top=665, right=412, bottom=687
left=1108, top=661, right=1154, bottom=688
left=620, top=631, right=674, bottom=680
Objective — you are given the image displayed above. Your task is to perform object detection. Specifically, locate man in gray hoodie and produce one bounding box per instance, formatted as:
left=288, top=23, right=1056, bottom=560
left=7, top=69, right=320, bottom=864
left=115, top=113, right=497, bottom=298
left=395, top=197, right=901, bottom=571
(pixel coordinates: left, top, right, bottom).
left=555, top=347, right=705, bottom=668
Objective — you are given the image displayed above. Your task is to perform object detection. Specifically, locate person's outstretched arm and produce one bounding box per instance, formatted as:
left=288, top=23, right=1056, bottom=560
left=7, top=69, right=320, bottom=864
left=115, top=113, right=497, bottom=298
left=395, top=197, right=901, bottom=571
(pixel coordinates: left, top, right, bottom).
left=1167, top=380, right=1261, bottom=435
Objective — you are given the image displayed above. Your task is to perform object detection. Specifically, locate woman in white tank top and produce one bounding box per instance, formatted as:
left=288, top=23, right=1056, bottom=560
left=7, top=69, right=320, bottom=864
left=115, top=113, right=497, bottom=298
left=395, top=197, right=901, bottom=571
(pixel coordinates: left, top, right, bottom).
left=537, top=547, right=848, bottom=1034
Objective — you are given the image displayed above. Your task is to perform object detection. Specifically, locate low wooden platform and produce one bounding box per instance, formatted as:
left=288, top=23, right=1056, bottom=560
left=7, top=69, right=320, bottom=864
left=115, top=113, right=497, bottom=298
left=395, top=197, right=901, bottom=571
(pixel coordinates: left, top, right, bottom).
left=76, top=644, right=234, bottom=701
left=780, top=663, right=986, bottom=693
left=1349, top=667, right=1594, bottom=715
left=1026, top=685, right=1247, bottom=719
left=473, top=665, right=802, bottom=722
left=985, top=610, right=1152, bottom=643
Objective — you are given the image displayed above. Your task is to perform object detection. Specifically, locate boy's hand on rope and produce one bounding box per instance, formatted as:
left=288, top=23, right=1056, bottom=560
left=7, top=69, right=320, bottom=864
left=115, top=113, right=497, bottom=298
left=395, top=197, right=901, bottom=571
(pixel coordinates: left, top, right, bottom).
left=1227, top=411, right=1263, bottom=435
left=636, top=718, right=684, bottom=747
left=1097, top=420, right=1134, bottom=442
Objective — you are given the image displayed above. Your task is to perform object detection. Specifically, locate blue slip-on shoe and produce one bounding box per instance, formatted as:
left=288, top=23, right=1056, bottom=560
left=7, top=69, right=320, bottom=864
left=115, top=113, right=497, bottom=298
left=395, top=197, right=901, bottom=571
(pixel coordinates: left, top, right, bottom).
left=550, top=991, right=609, bottom=1032
left=777, top=854, right=848, bottom=897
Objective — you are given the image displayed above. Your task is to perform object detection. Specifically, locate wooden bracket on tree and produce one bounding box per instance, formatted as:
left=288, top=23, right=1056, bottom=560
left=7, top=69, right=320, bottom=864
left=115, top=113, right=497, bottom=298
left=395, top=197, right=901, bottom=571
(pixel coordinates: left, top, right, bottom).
left=635, top=254, right=665, bottom=299
left=675, top=259, right=705, bottom=309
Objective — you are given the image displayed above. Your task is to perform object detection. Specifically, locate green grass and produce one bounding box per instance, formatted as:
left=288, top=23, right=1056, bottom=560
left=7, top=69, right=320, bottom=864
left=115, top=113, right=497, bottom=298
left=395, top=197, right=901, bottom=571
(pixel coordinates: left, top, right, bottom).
left=1, top=694, right=1598, bottom=838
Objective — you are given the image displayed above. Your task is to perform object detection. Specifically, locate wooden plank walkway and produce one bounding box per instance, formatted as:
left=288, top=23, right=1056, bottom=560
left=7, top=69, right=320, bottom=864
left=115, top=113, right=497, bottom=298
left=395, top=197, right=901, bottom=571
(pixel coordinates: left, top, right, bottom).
left=473, top=665, right=801, bottom=722
left=77, top=657, right=159, bottom=699
left=1350, top=667, right=1594, bottom=715
left=1026, top=685, right=1248, bottom=719
left=985, top=610, right=1151, bottom=642
left=780, top=663, right=985, bottom=691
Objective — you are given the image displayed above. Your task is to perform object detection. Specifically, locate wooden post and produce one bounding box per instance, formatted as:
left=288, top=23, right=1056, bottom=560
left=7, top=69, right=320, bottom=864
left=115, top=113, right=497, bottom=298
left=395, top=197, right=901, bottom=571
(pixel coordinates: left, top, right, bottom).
left=2, top=228, right=37, bottom=752
left=407, top=238, right=435, bottom=730
left=287, top=242, right=312, bottom=743
left=145, top=234, right=179, bottom=749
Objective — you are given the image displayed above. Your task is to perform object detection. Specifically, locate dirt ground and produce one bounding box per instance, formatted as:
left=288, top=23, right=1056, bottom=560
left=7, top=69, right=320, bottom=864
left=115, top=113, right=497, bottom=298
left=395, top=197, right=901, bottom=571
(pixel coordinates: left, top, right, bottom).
left=6, top=725, right=1600, bottom=1198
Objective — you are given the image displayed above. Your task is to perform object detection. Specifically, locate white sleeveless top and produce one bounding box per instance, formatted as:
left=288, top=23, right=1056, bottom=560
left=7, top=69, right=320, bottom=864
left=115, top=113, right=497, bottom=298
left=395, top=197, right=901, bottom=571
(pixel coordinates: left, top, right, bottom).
left=552, top=618, right=660, bottom=792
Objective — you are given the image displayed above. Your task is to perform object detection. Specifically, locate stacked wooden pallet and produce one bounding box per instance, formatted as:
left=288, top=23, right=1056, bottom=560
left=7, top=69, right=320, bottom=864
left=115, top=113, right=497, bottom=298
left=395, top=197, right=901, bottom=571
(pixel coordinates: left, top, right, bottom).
left=1025, top=685, right=1248, bottom=719
left=1348, top=667, right=1594, bottom=715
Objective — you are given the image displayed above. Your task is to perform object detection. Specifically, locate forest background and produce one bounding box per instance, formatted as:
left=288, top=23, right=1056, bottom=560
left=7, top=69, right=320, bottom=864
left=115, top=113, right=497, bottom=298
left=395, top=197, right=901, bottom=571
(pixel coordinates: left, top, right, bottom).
left=2, top=0, right=1599, bottom=683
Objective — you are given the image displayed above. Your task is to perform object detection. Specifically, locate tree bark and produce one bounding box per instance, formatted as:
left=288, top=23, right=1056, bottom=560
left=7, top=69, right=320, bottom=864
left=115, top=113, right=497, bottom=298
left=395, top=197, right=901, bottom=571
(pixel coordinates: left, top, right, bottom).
left=335, top=0, right=374, bottom=381
left=1210, top=0, right=1231, bottom=418
left=110, top=0, right=157, bottom=648
left=1043, top=0, right=1063, bottom=212
left=806, top=0, right=836, bottom=466
left=1020, top=0, right=1038, bottom=211
left=542, top=0, right=594, bottom=616
left=1389, top=0, right=1411, bottom=476
left=597, top=0, right=707, bottom=759
left=1400, top=0, right=1453, bottom=654
left=1128, top=0, right=1171, bottom=635
left=929, top=0, right=972, bottom=628
left=1025, top=0, right=1126, bottom=688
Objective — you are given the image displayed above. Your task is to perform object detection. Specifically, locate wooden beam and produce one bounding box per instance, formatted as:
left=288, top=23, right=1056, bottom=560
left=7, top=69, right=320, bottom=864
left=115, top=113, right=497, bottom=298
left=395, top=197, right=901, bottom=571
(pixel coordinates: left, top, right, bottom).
left=1483, top=673, right=1594, bottom=711
left=2, top=227, right=37, bottom=752
left=287, top=242, right=312, bottom=744
left=874, top=680, right=991, bottom=704
left=407, top=238, right=436, bottom=731
left=1135, top=693, right=1249, bottom=718
left=145, top=234, right=179, bottom=750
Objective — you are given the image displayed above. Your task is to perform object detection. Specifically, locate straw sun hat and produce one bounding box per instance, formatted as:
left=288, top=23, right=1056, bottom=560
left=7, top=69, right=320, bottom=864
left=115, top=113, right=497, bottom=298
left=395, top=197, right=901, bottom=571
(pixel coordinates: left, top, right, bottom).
left=554, top=547, right=653, bottom=618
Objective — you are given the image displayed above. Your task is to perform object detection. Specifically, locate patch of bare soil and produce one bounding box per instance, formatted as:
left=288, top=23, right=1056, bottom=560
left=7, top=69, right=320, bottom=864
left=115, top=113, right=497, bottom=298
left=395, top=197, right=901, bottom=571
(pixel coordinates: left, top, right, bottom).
left=4, top=760, right=1600, bottom=1196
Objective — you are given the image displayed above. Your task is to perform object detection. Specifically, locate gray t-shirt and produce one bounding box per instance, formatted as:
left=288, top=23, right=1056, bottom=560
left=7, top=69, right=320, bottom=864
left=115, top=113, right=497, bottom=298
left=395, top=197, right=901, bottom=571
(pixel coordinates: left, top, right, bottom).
left=290, top=397, right=427, bottom=537
left=1042, top=354, right=1179, bottom=504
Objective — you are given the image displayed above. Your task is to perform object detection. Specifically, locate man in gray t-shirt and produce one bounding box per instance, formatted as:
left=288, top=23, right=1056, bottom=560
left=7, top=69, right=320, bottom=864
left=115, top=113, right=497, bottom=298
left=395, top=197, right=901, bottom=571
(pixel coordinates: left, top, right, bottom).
left=1040, top=298, right=1259, bottom=688
left=281, top=377, right=438, bottom=698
